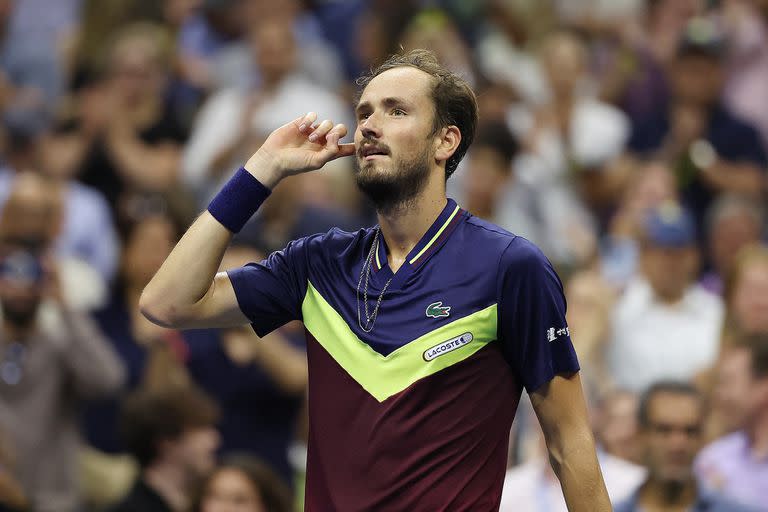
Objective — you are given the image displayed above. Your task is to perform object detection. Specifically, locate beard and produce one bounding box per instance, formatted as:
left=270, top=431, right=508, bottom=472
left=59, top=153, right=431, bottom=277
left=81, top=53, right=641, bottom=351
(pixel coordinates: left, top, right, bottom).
left=354, top=142, right=432, bottom=214
left=2, top=299, right=40, bottom=329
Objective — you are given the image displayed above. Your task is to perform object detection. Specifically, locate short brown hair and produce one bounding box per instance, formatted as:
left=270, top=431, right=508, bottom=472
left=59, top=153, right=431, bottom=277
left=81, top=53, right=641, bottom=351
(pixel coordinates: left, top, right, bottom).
left=120, top=387, right=219, bottom=468
left=356, top=49, right=478, bottom=179
left=193, top=455, right=294, bottom=512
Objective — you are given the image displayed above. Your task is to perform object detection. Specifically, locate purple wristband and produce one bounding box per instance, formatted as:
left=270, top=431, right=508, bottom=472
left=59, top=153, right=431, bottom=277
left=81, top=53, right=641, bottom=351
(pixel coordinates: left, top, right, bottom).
left=207, top=167, right=272, bottom=233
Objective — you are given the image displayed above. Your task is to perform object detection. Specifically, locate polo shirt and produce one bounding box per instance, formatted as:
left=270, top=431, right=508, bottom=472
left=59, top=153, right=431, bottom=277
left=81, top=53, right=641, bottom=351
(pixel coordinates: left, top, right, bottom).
left=228, top=198, right=579, bottom=510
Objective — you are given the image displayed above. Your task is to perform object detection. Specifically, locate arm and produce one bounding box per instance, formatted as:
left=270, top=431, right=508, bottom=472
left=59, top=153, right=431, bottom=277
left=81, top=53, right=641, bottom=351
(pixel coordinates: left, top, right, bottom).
left=140, top=112, right=354, bottom=329
left=531, top=373, right=611, bottom=512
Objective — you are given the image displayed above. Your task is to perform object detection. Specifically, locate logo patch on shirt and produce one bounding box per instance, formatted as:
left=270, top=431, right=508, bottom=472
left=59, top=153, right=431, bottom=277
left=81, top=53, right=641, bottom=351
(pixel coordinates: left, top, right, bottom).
left=423, top=332, right=473, bottom=361
left=546, top=326, right=570, bottom=342
left=426, top=301, right=451, bottom=318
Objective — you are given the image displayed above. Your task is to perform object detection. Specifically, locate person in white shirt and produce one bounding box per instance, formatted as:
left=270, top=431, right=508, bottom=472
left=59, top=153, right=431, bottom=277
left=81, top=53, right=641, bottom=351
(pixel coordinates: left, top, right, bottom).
left=608, top=202, right=723, bottom=392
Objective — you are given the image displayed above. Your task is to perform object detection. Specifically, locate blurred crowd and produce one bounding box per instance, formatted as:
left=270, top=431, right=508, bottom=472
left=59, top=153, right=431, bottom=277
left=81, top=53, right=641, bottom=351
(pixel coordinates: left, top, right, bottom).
left=0, top=0, right=766, bottom=511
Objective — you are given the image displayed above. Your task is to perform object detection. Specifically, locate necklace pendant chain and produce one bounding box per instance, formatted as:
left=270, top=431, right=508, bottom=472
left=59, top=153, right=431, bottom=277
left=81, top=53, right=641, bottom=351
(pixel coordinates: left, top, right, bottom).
left=357, top=228, right=394, bottom=333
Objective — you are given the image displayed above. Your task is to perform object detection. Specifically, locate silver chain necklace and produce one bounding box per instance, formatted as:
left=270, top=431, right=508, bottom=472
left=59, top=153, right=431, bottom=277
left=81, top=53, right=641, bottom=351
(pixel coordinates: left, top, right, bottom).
left=356, top=228, right=394, bottom=333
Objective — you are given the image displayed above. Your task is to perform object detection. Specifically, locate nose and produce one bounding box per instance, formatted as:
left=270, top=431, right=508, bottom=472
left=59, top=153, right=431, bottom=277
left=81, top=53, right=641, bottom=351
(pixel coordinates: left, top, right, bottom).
left=359, top=112, right=382, bottom=139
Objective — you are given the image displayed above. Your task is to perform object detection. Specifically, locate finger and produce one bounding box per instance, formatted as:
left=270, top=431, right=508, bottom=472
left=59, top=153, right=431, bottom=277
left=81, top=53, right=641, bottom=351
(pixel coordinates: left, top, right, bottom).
left=298, top=112, right=317, bottom=132
left=336, top=143, right=356, bottom=157
left=324, top=123, right=349, bottom=148
left=308, top=119, right=334, bottom=142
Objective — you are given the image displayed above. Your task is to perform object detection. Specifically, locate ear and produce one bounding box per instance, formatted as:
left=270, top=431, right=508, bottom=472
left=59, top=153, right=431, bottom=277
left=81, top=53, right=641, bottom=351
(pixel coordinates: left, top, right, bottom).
left=434, top=125, right=461, bottom=165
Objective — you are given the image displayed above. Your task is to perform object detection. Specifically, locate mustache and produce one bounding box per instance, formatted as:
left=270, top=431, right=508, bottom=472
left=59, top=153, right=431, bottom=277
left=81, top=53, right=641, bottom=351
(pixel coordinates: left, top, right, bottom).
left=357, top=139, right=391, bottom=158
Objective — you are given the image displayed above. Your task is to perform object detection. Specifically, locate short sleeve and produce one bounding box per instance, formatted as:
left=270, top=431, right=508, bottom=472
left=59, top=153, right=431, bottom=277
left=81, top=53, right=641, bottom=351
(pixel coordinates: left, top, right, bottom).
left=497, top=237, right=579, bottom=393
left=227, top=238, right=310, bottom=337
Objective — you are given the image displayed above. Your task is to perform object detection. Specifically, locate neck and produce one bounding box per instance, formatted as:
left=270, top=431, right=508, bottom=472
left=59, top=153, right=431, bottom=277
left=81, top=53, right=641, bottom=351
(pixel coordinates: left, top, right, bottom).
left=638, top=476, right=697, bottom=509
left=376, top=178, right=447, bottom=274
left=143, top=463, right=189, bottom=512
left=748, top=409, right=768, bottom=458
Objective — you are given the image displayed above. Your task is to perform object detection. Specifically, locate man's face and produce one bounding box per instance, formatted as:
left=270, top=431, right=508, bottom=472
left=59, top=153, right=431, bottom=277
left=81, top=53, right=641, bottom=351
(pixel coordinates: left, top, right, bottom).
left=715, top=347, right=767, bottom=431
left=641, top=245, right=698, bottom=301
left=167, top=426, right=220, bottom=480
left=0, top=249, right=44, bottom=328
left=642, top=392, right=703, bottom=484
left=731, top=262, right=768, bottom=333
left=671, top=55, right=723, bottom=107
left=353, top=67, right=438, bottom=210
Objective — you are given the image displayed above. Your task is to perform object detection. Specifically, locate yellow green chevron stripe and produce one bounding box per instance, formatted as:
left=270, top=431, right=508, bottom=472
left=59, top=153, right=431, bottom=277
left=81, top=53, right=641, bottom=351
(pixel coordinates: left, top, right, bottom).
left=409, top=204, right=461, bottom=264
left=302, top=281, right=497, bottom=402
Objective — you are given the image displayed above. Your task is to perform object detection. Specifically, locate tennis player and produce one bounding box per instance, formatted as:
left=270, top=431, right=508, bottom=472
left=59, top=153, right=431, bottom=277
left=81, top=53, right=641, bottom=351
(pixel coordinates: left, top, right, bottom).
left=141, top=50, right=611, bottom=511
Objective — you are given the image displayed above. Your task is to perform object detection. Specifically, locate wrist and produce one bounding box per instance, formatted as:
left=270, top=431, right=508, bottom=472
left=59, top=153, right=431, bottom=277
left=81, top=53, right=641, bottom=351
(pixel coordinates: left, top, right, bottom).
left=244, top=149, right=281, bottom=189
left=207, top=168, right=272, bottom=233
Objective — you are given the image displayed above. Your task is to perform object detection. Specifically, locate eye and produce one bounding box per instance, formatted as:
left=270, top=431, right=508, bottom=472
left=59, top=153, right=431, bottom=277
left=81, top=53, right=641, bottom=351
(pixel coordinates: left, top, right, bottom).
left=391, top=108, right=406, bottom=116
left=357, top=111, right=371, bottom=121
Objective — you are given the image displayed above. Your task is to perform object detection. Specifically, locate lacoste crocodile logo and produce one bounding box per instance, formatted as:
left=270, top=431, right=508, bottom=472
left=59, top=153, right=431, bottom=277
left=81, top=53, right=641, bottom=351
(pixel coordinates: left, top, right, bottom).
left=426, top=301, right=451, bottom=319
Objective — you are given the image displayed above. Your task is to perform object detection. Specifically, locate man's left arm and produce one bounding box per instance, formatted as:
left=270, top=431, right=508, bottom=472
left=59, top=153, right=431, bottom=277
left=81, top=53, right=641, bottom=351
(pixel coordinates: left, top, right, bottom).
left=530, top=373, right=612, bottom=512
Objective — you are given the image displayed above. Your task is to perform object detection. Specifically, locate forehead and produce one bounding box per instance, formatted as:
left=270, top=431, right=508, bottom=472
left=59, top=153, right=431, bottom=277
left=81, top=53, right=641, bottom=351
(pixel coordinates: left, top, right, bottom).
left=358, top=66, right=434, bottom=106
left=647, top=392, right=701, bottom=423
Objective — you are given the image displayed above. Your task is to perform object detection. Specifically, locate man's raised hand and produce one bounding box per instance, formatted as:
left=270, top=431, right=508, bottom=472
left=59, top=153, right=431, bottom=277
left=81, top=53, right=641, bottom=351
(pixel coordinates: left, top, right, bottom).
left=244, top=112, right=355, bottom=188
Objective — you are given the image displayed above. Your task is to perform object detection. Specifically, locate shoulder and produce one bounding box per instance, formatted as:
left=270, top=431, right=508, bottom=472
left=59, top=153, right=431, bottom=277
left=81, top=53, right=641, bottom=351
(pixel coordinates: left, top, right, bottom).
left=698, top=431, right=746, bottom=461
left=290, top=226, right=371, bottom=255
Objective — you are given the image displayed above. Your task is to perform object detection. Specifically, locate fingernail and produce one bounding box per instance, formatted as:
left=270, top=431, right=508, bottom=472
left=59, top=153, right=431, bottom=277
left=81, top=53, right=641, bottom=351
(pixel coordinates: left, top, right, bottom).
left=299, top=123, right=306, bottom=131
left=308, top=133, right=318, bottom=142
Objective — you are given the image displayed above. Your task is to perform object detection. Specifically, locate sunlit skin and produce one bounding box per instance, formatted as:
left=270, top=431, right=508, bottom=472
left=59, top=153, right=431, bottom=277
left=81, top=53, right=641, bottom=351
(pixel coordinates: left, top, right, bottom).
left=731, top=262, right=768, bottom=333
left=201, top=468, right=267, bottom=512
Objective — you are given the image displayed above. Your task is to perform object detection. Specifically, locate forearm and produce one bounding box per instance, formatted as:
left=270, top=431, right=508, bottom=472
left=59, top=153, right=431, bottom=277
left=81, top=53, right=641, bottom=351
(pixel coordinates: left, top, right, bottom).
left=548, top=430, right=611, bottom=512
left=108, top=130, right=180, bottom=190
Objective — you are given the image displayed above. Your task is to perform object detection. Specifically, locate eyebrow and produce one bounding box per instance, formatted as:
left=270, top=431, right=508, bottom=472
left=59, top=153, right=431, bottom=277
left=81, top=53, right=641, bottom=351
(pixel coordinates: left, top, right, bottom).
left=355, top=97, right=411, bottom=114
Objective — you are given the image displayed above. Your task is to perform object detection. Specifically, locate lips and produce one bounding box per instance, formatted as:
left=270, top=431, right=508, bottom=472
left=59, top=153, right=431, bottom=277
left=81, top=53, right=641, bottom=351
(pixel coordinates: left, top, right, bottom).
left=359, top=144, right=389, bottom=158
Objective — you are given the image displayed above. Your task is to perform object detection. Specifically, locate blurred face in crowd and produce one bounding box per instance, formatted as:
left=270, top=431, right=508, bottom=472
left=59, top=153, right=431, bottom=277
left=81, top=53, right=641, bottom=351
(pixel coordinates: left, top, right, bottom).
left=540, top=33, right=587, bottom=99
left=354, top=67, right=437, bottom=210
left=597, top=391, right=640, bottom=463
left=164, top=426, right=220, bottom=481
left=0, top=249, right=44, bottom=329
left=670, top=54, right=723, bottom=107
left=251, top=21, right=297, bottom=87
left=641, top=244, right=699, bottom=302
left=110, top=35, right=164, bottom=105
left=730, top=259, right=768, bottom=333
left=122, top=216, right=177, bottom=288
left=715, top=347, right=768, bottom=431
left=200, top=468, right=267, bottom=512
left=708, top=208, right=762, bottom=277
left=464, top=146, right=510, bottom=219
left=641, top=391, right=703, bottom=484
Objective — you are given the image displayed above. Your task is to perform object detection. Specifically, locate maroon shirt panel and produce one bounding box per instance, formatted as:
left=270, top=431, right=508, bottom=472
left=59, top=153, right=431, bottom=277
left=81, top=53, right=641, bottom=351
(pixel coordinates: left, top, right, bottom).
left=304, top=332, right=521, bottom=511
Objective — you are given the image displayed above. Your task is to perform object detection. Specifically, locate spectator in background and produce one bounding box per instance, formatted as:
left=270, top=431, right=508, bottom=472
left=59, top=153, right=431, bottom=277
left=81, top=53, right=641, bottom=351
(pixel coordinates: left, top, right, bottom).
left=84, top=209, right=188, bottom=455
left=608, top=202, right=723, bottom=392
left=506, top=30, right=629, bottom=267
left=111, top=387, right=220, bottom=512
left=185, top=244, right=307, bottom=483
left=629, top=18, right=767, bottom=226
left=595, top=390, right=642, bottom=464
left=193, top=455, right=293, bottom=512
left=701, top=195, right=764, bottom=295
left=724, top=244, right=768, bottom=336
left=0, top=140, right=119, bottom=284
left=601, top=159, right=679, bottom=287
left=176, top=0, right=249, bottom=93
left=721, top=0, right=768, bottom=152
left=183, top=16, right=352, bottom=208
left=0, top=184, right=124, bottom=511
left=66, top=22, right=191, bottom=223
left=696, top=334, right=768, bottom=511
left=615, top=381, right=755, bottom=512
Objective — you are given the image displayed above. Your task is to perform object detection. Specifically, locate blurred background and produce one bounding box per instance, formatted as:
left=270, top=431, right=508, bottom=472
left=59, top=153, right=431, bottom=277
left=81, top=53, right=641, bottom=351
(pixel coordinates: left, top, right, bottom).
left=0, top=0, right=766, bottom=511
